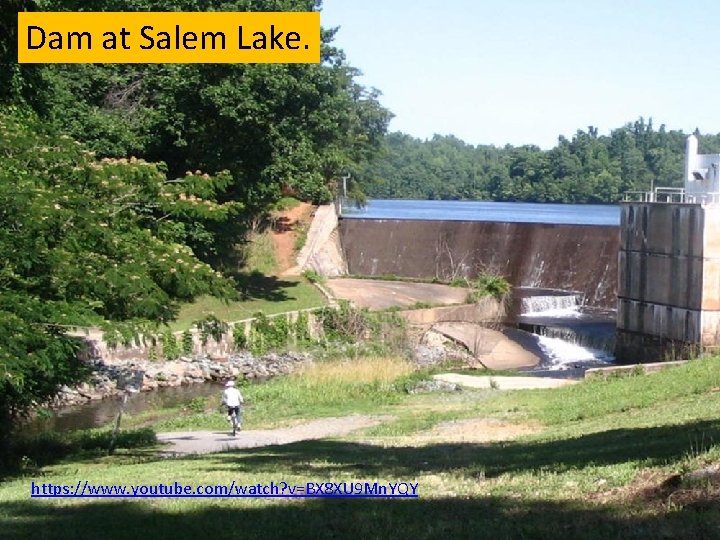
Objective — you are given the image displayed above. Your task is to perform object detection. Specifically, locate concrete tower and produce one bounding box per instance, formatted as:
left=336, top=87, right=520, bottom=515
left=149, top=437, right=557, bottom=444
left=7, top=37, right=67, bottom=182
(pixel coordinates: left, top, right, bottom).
left=617, top=136, right=720, bottom=361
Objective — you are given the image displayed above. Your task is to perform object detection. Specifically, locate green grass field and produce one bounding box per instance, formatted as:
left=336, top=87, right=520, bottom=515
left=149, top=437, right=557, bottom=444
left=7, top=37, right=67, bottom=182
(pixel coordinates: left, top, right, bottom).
left=3, top=358, right=720, bottom=539
left=170, top=275, right=326, bottom=331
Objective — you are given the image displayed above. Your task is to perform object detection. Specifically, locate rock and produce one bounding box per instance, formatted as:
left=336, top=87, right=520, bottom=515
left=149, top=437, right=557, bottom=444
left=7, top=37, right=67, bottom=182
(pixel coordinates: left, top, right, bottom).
left=47, top=347, right=314, bottom=411
left=406, top=379, right=461, bottom=394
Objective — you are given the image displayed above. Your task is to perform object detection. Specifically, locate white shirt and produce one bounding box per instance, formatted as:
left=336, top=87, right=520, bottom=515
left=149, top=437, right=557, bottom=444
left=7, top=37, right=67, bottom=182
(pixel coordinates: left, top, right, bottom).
left=222, top=387, right=244, bottom=407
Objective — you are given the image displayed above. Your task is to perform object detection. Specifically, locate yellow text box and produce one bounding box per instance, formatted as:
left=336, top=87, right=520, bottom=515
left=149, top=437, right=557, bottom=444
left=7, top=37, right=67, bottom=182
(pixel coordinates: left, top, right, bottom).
left=18, top=12, right=320, bottom=63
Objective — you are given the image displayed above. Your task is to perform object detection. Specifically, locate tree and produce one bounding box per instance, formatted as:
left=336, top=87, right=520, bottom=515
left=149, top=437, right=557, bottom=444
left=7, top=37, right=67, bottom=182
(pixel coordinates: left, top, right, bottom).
left=0, top=107, right=233, bottom=448
left=33, top=0, right=391, bottom=246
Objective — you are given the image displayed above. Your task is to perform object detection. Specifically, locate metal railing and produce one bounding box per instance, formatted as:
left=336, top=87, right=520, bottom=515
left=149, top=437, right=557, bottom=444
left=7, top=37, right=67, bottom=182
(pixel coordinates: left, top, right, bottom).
left=622, top=188, right=720, bottom=205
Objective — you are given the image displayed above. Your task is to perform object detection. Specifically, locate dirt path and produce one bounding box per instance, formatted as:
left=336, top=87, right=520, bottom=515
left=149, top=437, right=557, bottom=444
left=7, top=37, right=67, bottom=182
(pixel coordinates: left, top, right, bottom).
left=270, top=202, right=313, bottom=276
left=157, top=415, right=383, bottom=456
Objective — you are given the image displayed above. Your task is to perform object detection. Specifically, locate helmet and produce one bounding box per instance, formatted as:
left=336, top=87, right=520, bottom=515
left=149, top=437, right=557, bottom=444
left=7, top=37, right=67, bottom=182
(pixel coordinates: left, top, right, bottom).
left=225, top=380, right=235, bottom=387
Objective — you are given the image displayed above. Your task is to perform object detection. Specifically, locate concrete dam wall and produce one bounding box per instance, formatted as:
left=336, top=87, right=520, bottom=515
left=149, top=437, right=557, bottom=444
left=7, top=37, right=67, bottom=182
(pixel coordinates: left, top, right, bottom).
left=339, top=219, right=619, bottom=308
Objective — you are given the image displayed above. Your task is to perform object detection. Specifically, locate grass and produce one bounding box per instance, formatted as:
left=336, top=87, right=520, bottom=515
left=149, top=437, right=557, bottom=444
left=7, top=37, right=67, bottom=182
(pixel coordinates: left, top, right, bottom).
left=140, top=356, right=415, bottom=432
left=241, top=229, right=278, bottom=275
left=170, top=204, right=324, bottom=331
left=4, top=358, right=720, bottom=538
left=170, top=275, right=326, bottom=331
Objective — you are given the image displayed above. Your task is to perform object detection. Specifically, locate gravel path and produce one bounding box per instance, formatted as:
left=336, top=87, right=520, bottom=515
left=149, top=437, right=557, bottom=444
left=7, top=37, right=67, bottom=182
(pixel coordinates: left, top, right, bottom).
left=157, top=415, right=383, bottom=456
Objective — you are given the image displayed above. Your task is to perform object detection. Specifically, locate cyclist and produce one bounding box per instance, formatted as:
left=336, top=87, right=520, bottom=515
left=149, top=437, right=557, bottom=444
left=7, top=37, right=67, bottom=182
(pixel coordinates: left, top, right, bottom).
left=221, top=380, right=244, bottom=434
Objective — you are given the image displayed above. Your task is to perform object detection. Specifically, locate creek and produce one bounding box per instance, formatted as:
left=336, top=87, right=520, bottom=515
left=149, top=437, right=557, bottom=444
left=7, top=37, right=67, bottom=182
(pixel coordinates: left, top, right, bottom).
left=24, top=381, right=225, bottom=435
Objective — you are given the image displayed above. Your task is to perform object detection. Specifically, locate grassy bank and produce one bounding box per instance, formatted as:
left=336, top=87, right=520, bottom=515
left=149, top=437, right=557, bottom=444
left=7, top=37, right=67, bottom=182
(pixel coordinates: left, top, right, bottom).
left=170, top=275, right=326, bottom=331
left=3, top=358, right=720, bottom=538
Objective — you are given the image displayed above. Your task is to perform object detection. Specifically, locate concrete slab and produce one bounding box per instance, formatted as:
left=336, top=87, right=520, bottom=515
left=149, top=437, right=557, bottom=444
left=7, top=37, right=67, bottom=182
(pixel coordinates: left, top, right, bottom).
left=326, top=278, right=468, bottom=310
left=432, top=324, right=541, bottom=369
left=433, top=373, right=578, bottom=390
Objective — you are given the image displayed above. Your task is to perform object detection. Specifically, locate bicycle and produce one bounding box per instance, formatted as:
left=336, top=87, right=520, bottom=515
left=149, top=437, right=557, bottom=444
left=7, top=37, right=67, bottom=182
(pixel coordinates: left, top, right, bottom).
left=228, top=406, right=241, bottom=436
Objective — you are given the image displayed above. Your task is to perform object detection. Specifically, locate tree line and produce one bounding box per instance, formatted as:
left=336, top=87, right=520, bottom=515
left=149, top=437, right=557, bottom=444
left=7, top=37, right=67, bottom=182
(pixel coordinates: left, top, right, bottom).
left=358, top=121, right=720, bottom=203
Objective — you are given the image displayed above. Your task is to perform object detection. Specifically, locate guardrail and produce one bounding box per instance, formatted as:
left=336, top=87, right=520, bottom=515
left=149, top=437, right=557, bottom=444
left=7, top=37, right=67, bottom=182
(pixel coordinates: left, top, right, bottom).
left=623, top=188, right=720, bottom=204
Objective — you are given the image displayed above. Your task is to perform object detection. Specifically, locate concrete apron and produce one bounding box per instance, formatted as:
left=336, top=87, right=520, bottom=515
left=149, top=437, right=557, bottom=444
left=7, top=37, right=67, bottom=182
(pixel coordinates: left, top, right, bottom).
left=433, top=373, right=578, bottom=390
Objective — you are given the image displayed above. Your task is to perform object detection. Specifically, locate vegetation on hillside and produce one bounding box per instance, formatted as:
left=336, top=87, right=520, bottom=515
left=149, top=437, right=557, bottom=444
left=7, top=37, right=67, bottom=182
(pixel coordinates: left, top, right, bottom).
left=0, top=0, right=390, bottom=441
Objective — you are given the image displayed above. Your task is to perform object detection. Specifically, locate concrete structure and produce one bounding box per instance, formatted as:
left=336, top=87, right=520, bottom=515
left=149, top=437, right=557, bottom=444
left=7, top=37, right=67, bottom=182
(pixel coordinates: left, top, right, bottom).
left=340, top=219, right=619, bottom=308
left=617, top=136, right=720, bottom=361
left=296, top=204, right=347, bottom=277
left=684, top=135, right=720, bottom=202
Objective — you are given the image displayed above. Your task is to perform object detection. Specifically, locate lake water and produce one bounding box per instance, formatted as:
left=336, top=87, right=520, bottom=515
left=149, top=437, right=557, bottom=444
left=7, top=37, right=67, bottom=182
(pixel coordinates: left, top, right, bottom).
left=342, top=200, right=620, bottom=226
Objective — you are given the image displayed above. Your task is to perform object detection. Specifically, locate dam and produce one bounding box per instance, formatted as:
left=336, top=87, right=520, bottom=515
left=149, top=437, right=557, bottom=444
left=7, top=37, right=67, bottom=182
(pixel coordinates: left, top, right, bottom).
left=329, top=134, right=720, bottom=363
left=339, top=203, right=619, bottom=309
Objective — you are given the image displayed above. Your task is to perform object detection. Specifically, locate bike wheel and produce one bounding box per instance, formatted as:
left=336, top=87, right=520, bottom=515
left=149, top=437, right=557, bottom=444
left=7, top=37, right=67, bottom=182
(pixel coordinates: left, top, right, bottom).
left=231, top=414, right=237, bottom=436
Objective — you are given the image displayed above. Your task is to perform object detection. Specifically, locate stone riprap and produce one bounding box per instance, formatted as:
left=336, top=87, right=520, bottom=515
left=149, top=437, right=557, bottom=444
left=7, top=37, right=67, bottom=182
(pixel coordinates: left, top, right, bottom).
left=51, top=352, right=311, bottom=408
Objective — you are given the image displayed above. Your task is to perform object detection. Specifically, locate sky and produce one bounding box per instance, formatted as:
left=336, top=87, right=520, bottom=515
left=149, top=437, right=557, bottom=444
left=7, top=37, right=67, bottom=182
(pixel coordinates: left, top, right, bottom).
left=320, top=0, right=720, bottom=149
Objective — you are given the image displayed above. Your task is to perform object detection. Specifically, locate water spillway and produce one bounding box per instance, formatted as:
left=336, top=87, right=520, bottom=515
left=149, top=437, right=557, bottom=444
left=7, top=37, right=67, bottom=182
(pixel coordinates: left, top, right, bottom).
left=339, top=219, right=619, bottom=308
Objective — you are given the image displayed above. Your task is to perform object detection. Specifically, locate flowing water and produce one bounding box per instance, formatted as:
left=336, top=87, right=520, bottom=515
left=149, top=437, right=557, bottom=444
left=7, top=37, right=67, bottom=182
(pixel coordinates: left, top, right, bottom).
left=516, top=289, right=616, bottom=374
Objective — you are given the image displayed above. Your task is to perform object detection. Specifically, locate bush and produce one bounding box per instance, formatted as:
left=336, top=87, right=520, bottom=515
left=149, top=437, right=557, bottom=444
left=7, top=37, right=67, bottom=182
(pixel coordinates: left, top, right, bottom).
left=161, top=330, right=180, bottom=360
left=317, top=301, right=407, bottom=353
left=233, top=324, right=248, bottom=350
left=294, top=311, right=312, bottom=347
left=249, top=312, right=291, bottom=355
left=187, top=397, right=207, bottom=414
left=182, top=330, right=194, bottom=355
left=448, top=277, right=468, bottom=288
left=194, top=314, right=229, bottom=345
left=474, top=273, right=511, bottom=300
left=302, top=269, right=324, bottom=284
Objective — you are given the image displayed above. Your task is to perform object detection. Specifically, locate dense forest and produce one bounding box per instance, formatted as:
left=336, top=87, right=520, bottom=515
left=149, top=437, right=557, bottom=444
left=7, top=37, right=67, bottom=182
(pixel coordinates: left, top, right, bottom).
left=358, top=123, right=720, bottom=203
left=0, top=0, right=390, bottom=444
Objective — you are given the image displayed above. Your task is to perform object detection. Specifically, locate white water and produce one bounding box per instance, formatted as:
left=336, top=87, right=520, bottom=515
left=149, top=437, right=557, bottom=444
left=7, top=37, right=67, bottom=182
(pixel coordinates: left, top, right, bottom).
left=536, top=335, right=614, bottom=371
left=521, top=294, right=581, bottom=316
left=522, top=306, right=586, bottom=319
left=520, top=293, right=616, bottom=371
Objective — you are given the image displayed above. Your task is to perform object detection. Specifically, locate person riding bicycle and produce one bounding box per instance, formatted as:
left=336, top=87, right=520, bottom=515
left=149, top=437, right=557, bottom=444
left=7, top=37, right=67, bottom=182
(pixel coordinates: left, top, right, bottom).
left=222, top=380, right=244, bottom=431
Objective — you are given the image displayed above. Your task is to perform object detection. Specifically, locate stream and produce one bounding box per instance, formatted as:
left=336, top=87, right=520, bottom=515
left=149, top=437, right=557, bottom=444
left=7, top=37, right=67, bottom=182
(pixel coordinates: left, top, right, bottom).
left=24, top=381, right=225, bottom=435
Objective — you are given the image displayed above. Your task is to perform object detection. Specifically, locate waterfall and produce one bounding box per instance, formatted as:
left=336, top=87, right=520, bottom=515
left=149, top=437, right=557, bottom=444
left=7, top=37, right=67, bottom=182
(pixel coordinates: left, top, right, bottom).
left=518, top=290, right=615, bottom=372
left=536, top=335, right=615, bottom=371
left=517, top=323, right=616, bottom=355
left=521, top=293, right=582, bottom=315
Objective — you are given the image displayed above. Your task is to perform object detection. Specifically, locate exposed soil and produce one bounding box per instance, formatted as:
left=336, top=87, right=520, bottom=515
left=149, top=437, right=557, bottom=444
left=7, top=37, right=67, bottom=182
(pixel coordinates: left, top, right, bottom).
left=270, top=201, right=314, bottom=275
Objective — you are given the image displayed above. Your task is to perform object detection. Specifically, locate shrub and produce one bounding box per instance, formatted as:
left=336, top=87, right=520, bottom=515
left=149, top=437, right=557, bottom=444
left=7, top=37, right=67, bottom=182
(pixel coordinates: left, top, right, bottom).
left=249, top=312, right=291, bottom=355
left=233, top=324, right=248, bottom=350
left=294, top=311, right=312, bottom=347
left=161, top=330, right=180, bottom=360
left=187, top=396, right=207, bottom=414
left=317, top=301, right=407, bottom=353
left=474, top=273, right=511, bottom=300
left=195, top=314, right=229, bottom=345
left=448, top=277, right=468, bottom=288
left=302, top=269, right=324, bottom=284
left=181, top=330, right=194, bottom=355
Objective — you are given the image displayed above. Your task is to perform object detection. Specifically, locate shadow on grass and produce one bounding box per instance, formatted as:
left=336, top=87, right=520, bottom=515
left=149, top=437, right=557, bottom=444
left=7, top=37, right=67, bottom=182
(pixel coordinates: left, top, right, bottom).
left=207, top=418, right=720, bottom=478
left=3, top=493, right=719, bottom=540
left=230, top=271, right=302, bottom=303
